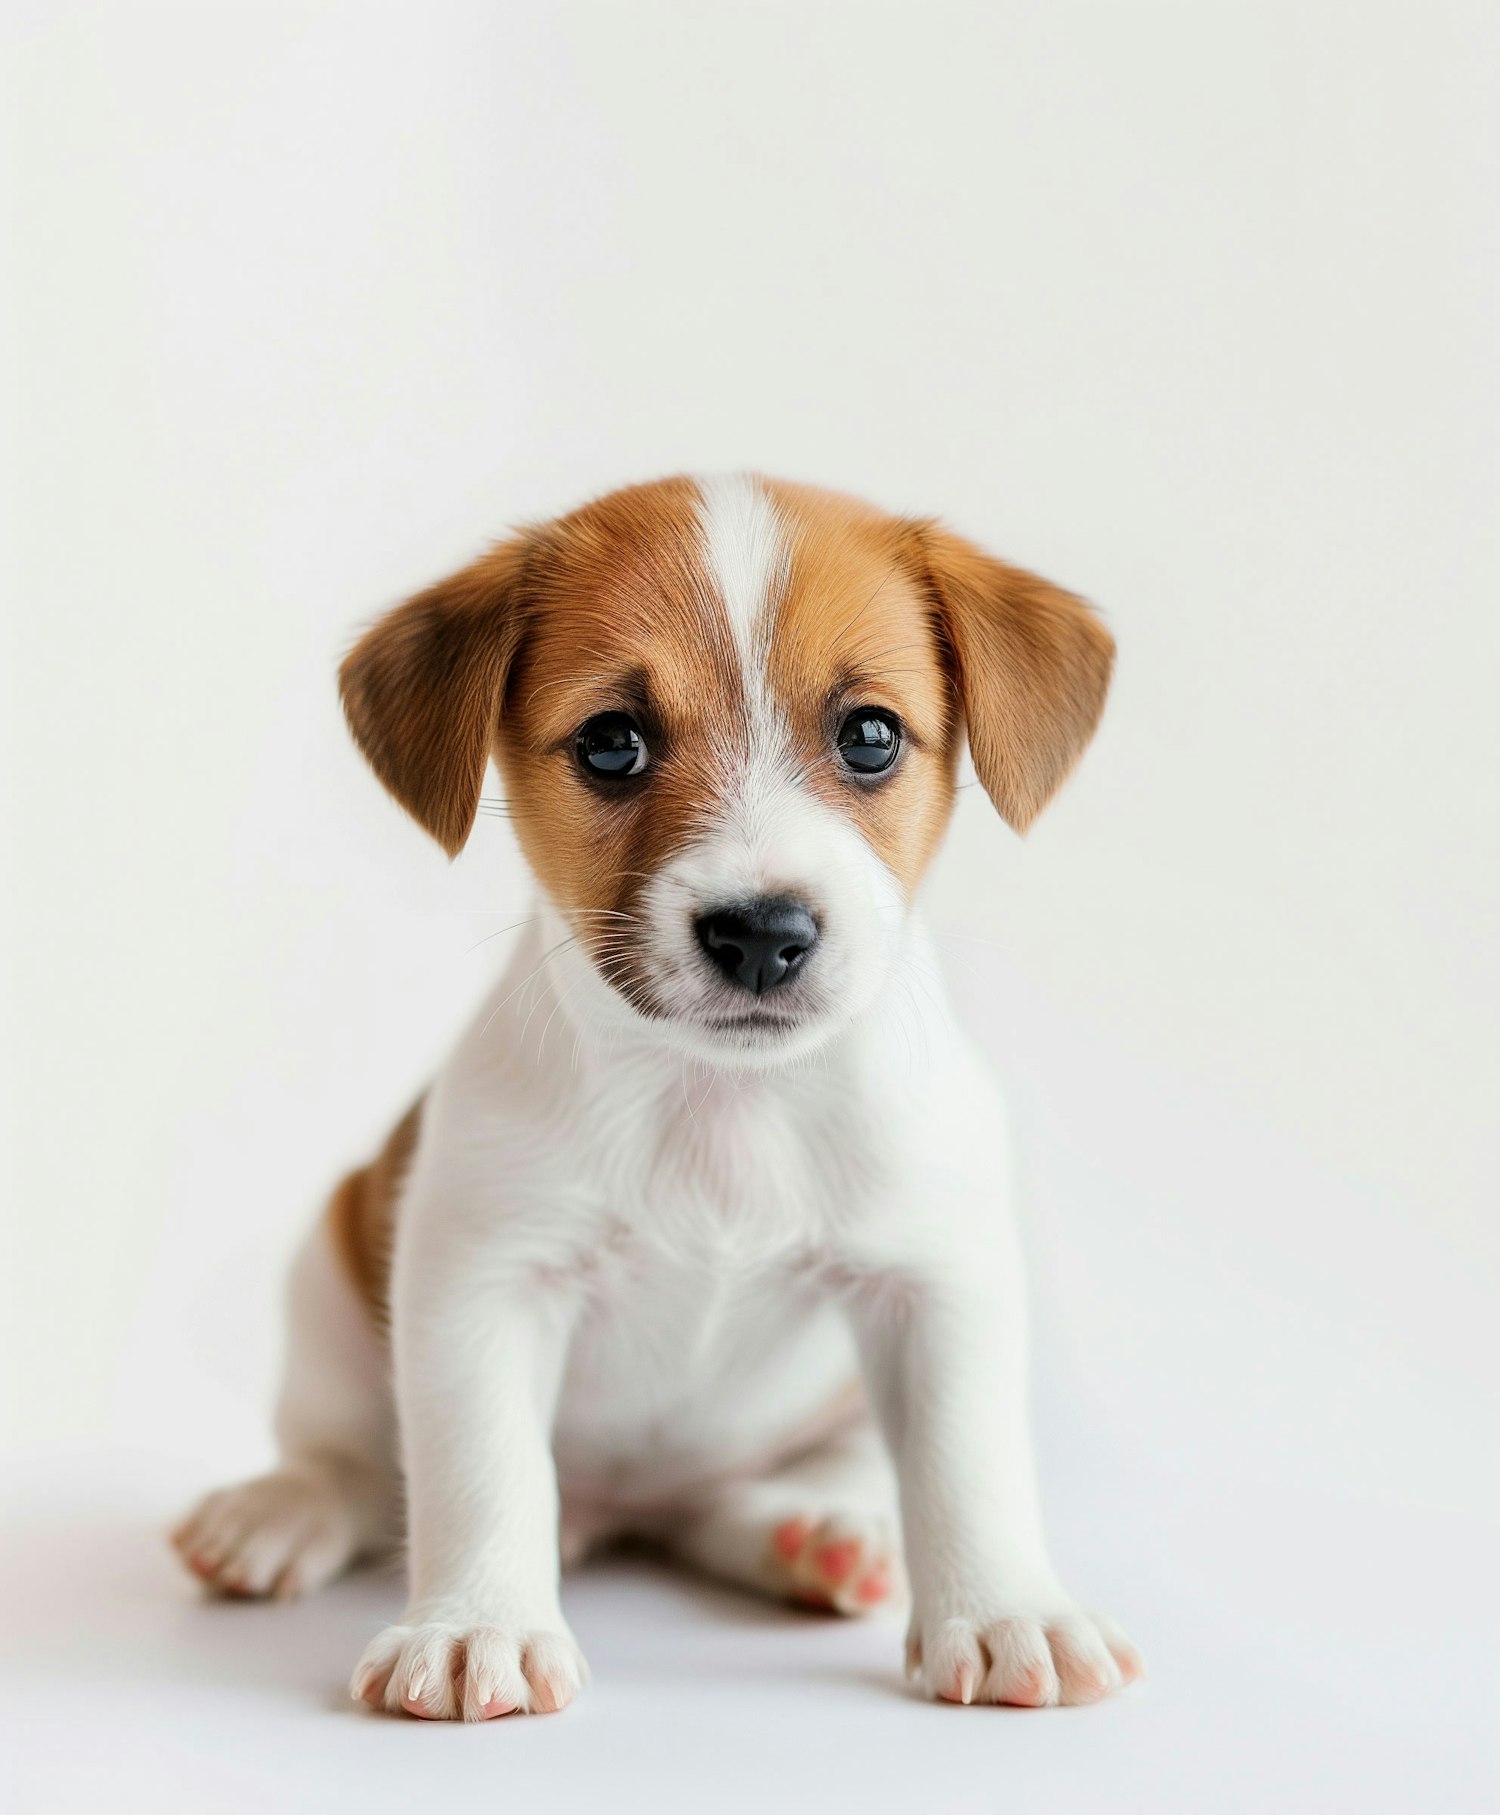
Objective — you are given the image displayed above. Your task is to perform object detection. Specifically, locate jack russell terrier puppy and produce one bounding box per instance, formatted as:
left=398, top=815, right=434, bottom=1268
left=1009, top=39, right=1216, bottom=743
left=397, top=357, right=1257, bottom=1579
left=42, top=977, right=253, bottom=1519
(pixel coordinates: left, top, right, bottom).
left=173, top=474, right=1143, bottom=1719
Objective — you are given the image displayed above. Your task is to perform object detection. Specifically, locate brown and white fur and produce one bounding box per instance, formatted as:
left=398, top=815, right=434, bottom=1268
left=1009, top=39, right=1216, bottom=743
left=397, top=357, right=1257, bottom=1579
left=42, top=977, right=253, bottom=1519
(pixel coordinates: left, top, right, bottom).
left=173, top=474, right=1144, bottom=1719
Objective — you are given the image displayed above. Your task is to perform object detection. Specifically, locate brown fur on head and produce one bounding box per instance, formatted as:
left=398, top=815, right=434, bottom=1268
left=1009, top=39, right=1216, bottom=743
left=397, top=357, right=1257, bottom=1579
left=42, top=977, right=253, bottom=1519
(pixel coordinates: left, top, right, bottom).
left=339, top=475, right=1112, bottom=1056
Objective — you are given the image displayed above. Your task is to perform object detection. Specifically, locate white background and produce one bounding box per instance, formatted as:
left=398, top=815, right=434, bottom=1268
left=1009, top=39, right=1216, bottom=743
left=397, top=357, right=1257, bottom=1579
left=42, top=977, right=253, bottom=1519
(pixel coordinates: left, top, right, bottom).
left=3, top=3, right=1497, bottom=1810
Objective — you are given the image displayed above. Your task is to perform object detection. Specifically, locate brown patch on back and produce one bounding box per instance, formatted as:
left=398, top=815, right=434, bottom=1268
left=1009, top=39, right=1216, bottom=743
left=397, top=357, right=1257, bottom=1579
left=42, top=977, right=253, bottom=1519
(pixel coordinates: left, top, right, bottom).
left=762, top=479, right=961, bottom=894
left=326, top=1097, right=423, bottom=1323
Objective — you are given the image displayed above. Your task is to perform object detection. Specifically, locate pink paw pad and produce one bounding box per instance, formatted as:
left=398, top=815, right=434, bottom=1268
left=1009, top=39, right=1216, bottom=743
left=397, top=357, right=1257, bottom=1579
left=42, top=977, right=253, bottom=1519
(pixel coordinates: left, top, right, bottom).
left=773, top=1518, right=811, bottom=1561
left=853, top=1564, right=892, bottom=1604
left=814, top=1540, right=860, bottom=1587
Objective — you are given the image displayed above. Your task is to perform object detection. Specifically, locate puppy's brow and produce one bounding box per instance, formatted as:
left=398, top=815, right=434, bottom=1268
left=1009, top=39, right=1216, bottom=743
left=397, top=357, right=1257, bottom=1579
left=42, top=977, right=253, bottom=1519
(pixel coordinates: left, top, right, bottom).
left=533, top=669, right=660, bottom=755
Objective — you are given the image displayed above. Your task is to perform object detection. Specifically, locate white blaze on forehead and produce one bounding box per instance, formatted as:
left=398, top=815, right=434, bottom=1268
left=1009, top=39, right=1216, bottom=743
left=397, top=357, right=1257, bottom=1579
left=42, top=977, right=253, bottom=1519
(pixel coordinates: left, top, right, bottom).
left=636, top=477, right=904, bottom=1046
left=691, top=474, right=801, bottom=881
left=694, top=474, right=790, bottom=712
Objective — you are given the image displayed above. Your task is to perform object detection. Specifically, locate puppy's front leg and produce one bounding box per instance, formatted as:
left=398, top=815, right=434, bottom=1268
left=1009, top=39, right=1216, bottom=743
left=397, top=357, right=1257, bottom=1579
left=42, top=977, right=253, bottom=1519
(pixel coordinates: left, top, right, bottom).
left=350, top=1198, right=587, bottom=1721
left=852, top=1255, right=1144, bottom=1708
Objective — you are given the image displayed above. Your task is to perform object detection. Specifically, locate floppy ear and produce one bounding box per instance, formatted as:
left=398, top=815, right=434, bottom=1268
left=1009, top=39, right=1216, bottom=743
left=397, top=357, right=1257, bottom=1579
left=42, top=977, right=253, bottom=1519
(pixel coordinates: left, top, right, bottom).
left=912, top=523, right=1115, bottom=833
left=339, top=537, right=530, bottom=857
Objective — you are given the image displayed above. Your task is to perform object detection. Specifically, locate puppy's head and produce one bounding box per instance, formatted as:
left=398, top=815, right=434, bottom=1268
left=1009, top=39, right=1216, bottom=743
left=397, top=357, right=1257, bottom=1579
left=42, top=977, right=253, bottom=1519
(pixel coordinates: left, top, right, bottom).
left=341, top=475, right=1112, bottom=1064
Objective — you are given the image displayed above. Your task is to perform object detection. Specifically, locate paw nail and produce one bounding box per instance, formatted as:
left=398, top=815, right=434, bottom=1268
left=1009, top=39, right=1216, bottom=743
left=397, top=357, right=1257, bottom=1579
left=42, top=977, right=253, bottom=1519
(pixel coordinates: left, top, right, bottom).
left=531, top=1675, right=568, bottom=1714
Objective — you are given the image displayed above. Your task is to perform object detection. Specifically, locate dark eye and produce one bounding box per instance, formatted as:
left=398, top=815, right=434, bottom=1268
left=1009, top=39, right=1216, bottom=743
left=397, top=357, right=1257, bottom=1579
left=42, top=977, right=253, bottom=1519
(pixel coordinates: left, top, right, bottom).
left=836, top=708, right=901, bottom=776
left=576, top=711, right=649, bottom=779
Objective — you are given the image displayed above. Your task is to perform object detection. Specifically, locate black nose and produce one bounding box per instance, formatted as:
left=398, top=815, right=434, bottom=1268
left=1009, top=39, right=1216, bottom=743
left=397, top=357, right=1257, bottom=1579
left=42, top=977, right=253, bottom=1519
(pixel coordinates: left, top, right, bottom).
left=695, top=897, right=819, bottom=995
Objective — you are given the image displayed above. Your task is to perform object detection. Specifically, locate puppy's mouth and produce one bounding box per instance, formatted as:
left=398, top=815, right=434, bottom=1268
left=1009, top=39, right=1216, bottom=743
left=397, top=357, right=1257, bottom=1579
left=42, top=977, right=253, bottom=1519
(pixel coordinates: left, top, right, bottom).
left=700, top=1009, right=805, bottom=1034
left=591, top=957, right=817, bottom=1038
left=574, top=913, right=836, bottom=1050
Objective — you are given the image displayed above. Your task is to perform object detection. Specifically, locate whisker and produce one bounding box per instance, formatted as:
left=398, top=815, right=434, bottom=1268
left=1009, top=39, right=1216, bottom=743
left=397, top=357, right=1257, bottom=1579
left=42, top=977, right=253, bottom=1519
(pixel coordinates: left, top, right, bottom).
left=479, top=931, right=583, bottom=1041
left=463, top=913, right=538, bottom=956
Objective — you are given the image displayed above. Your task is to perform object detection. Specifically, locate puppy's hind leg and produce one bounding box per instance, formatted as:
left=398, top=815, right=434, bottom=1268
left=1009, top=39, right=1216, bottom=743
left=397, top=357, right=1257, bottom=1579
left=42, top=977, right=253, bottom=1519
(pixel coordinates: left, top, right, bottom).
left=662, top=1416, right=904, bottom=1616
left=173, top=1204, right=398, bottom=1600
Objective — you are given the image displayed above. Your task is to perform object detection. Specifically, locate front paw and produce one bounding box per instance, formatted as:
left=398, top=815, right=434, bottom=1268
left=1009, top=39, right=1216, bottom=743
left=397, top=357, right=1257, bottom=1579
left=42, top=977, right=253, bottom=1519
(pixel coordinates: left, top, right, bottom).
left=907, top=1604, right=1143, bottom=1707
left=351, top=1618, right=589, bottom=1721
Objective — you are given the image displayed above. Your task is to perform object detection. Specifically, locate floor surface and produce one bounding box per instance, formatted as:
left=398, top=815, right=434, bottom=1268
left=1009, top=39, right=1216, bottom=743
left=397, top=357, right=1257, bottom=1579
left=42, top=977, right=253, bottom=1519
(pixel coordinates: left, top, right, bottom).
left=3, top=1444, right=1495, bottom=1815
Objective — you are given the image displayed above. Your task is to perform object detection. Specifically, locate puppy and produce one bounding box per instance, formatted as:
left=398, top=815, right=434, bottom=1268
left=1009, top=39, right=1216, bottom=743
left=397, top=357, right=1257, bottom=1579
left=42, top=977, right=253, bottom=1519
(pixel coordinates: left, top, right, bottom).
left=173, top=474, right=1143, bottom=1718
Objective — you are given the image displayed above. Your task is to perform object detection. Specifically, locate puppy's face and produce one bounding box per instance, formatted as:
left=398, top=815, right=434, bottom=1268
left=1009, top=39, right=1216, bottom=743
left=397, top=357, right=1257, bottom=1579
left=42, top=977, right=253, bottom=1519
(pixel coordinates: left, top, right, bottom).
left=341, top=476, right=1113, bottom=1065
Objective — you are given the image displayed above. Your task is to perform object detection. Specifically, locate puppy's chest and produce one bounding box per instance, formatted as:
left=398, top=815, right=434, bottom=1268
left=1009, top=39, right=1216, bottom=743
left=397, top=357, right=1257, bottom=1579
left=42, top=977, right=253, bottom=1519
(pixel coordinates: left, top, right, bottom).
left=543, top=1065, right=894, bottom=1492
left=554, top=1244, right=855, bottom=1507
left=588, top=1068, right=881, bottom=1262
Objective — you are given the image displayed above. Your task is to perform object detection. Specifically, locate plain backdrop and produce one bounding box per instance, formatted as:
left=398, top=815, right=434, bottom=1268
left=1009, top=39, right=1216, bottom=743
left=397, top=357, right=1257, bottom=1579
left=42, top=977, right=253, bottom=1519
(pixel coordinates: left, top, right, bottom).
left=2, top=3, right=1497, bottom=1811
